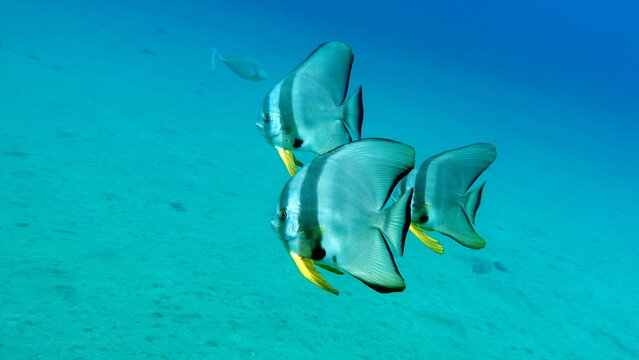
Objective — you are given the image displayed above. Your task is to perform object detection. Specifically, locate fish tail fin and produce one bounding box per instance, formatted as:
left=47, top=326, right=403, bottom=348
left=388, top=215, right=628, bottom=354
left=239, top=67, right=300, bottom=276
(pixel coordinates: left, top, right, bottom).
left=342, top=86, right=363, bottom=140
left=208, top=48, right=222, bottom=70
left=463, top=182, right=485, bottom=224
left=437, top=182, right=488, bottom=249
left=381, top=188, right=413, bottom=256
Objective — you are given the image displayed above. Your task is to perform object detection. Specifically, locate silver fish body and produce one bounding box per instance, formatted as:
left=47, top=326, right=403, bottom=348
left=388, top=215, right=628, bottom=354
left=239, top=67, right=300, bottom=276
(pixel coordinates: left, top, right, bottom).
left=394, top=143, right=497, bottom=252
left=257, top=41, right=363, bottom=175
left=272, top=139, right=415, bottom=294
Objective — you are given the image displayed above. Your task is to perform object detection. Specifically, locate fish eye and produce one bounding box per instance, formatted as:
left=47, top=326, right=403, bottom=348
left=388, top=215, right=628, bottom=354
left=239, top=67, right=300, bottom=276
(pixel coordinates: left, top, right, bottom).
left=264, top=114, right=270, bottom=122
left=279, top=211, right=287, bottom=220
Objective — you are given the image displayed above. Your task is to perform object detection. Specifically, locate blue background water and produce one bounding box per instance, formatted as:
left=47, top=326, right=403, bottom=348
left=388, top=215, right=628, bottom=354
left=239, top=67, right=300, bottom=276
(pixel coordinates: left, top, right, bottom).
left=1, top=0, right=637, bottom=359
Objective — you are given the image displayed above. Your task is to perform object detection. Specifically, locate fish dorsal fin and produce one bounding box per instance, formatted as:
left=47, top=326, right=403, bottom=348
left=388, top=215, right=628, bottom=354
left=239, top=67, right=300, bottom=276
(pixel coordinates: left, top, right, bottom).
left=326, top=139, right=415, bottom=210
left=289, top=41, right=354, bottom=105
left=419, top=143, right=496, bottom=194
left=341, top=230, right=406, bottom=293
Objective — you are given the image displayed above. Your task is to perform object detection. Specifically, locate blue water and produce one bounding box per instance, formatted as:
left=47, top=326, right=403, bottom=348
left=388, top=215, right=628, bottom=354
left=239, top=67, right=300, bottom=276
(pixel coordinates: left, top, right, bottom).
left=1, top=0, right=637, bottom=358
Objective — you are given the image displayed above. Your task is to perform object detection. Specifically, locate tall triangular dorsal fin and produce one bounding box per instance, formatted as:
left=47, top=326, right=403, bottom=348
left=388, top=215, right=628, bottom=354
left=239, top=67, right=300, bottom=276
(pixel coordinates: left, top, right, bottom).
left=416, top=143, right=496, bottom=195
left=324, top=139, right=415, bottom=210
left=289, top=41, right=354, bottom=105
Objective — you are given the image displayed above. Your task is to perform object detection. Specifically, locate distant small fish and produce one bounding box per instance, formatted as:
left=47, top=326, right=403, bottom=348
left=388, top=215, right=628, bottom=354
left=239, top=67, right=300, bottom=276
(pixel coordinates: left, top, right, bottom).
left=393, top=143, right=497, bottom=254
left=257, top=41, right=363, bottom=176
left=272, top=139, right=415, bottom=295
left=209, top=48, right=269, bottom=81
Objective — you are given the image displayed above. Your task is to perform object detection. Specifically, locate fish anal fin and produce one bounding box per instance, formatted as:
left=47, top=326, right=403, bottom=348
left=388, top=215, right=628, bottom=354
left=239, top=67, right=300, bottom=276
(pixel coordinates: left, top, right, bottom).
left=290, top=253, right=339, bottom=295
left=342, top=231, right=406, bottom=293
left=409, top=222, right=444, bottom=254
left=437, top=205, right=487, bottom=249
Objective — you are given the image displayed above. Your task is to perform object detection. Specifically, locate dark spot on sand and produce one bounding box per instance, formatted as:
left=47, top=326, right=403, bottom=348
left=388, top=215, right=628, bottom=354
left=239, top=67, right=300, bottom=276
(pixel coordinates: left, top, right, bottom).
left=205, top=340, right=218, bottom=348
left=2, top=151, right=29, bottom=157
left=53, top=229, right=77, bottom=235
left=141, top=48, right=156, bottom=55
left=471, top=258, right=492, bottom=274
left=53, top=284, right=76, bottom=298
left=170, top=202, right=187, bottom=212
left=493, top=261, right=508, bottom=272
left=220, top=191, right=238, bottom=198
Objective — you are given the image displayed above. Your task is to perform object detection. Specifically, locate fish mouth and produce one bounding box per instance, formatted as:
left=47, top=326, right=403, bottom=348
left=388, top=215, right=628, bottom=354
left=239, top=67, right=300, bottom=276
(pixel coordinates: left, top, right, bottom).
left=256, top=123, right=277, bottom=139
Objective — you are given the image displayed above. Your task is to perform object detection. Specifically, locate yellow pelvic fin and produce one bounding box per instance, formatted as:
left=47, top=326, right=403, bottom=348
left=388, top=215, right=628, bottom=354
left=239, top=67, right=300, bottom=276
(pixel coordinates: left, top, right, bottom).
left=290, top=252, right=339, bottom=295
left=275, top=147, right=301, bottom=176
left=409, top=222, right=444, bottom=254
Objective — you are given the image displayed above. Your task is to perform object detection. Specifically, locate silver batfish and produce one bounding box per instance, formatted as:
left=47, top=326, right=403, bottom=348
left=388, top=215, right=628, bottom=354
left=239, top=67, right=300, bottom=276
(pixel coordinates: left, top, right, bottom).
left=257, top=41, right=363, bottom=176
left=272, top=139, right=414, bottom=294
left=394, top=143, right=497, bottom=254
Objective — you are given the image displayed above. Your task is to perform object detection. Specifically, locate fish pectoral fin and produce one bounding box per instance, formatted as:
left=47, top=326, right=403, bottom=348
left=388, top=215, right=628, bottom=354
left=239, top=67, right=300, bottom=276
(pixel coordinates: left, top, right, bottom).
left=276, top=147, right=300, bottom=176
left=290, top=253, right=339, bottom=295
left=409, top=222, right=444, bottom=254
left=316, top=263, right=344, bottom=275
